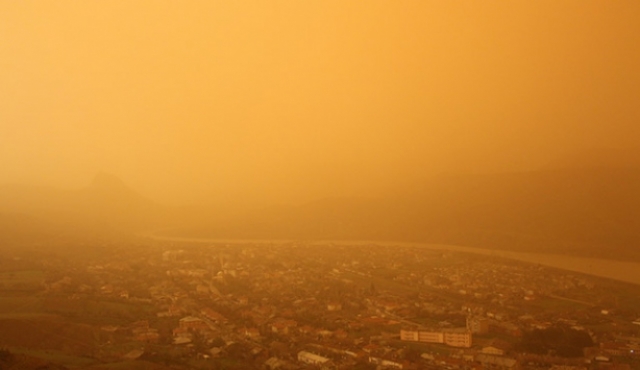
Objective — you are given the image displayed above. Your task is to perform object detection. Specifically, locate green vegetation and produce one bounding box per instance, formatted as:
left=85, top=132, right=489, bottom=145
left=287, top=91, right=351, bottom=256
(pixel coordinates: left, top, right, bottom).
left=0, top=297, right=43, bottom=314
left=43, top=297, right=157, bottom=325
left=516, top=326, right=593, bottom=357
left=0, top=270, right=44, bottom=292
left=0, top=348, right=15, bottom=367
left=531, top=296, right=589, bottom=311
left=10, top=347, right=97, bottom=368
left=84, top=360, right=174, bottom=369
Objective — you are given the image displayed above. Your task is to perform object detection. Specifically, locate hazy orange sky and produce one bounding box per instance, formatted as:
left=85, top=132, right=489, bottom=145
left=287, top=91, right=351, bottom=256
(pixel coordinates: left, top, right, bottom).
left=1, top=1, right=639, bottom=205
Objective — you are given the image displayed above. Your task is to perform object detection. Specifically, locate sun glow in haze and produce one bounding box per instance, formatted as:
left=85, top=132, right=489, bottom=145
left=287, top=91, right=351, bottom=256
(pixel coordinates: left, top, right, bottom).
left=1, top=1, right=639, bottom=205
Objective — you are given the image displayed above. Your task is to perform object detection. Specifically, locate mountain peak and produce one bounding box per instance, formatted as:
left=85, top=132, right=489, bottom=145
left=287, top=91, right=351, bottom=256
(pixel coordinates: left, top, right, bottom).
left=85, top=172, right=144, bottom=202
left=83, top=173, right=159, bottom=220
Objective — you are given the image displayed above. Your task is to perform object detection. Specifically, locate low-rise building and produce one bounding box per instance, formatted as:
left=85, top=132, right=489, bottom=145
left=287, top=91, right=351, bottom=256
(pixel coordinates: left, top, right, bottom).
left=467, top=316, right=490, bottom=334
left=179, top=316, right=208, bottom=331
left=297, top=351, right=330, bottom=366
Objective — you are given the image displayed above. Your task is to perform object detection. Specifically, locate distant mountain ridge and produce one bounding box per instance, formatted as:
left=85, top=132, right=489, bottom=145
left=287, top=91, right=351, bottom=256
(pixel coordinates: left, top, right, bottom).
left=0, top=173, right=165, bottom=235
left=168, top=166, right=640, bottom=260
left=1, top=164, right=639, bottom=260
left=541, top=147, right=640, bottom=170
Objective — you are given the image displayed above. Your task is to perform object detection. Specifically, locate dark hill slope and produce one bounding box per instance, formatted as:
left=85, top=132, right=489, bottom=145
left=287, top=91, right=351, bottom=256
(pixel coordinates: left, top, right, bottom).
left=174, top=168, right=640, bottom=259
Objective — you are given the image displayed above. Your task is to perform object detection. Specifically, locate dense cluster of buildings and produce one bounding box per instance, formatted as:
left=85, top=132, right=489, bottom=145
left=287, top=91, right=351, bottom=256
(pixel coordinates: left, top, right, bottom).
left=31, top=238, right=640, bottom=369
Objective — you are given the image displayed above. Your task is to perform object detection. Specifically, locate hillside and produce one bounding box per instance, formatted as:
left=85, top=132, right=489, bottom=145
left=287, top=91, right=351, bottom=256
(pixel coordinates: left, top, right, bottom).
left=2, top=167, right=639, bottom=260
left=169, top=167, right=640, bottom=259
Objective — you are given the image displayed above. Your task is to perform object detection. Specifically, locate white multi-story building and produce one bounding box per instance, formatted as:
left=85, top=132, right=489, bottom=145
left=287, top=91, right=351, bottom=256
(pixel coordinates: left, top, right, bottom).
left=420, top=330, right=445, bottom=344
left=443, top=329, right=472, bottom=348
left=400, top=328, right=471, bottom=348
left=400, top=329, right=419, bottom=341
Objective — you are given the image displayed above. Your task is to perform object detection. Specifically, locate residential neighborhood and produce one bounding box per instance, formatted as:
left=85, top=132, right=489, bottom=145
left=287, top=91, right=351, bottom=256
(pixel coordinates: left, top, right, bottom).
left=3, top=236, right=640, bottom=369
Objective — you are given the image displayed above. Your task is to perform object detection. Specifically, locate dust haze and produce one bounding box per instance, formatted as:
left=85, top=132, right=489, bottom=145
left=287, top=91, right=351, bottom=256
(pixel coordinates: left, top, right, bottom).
left=2, top=1, right=639, bottom=206
left=2, top=3, right=640, bottom=369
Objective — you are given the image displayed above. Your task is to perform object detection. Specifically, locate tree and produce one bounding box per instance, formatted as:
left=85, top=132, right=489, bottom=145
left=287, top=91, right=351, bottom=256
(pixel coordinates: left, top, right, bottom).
left=517, top=326, right=594, bottom=357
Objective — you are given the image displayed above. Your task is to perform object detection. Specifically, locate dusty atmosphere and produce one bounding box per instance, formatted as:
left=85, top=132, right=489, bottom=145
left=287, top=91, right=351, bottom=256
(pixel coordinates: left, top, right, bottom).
left=1, top=1, right=640, bottom=370
left=2, top=1, right=639, bottom=206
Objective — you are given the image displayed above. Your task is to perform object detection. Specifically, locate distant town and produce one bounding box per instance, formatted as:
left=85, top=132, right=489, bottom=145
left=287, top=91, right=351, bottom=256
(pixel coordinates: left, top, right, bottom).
left=2, top=237, right=640, bottom=369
